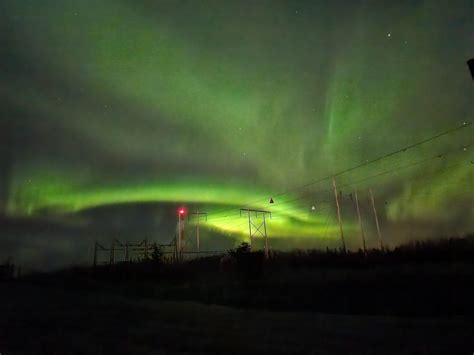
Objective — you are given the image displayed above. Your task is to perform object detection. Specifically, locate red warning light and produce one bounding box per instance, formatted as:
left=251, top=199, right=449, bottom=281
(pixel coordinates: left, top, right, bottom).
left=179, top=209, right=185, bottom=215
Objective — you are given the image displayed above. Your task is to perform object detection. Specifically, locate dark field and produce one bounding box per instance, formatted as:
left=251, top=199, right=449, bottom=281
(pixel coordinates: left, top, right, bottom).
left=1, top=238, right=474, bottom=354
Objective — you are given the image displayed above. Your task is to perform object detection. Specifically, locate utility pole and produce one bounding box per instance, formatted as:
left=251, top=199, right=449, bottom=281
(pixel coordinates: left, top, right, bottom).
left=93, top=241, right=98, bottom=267
left=240, top=208, right=272, bottom=258
left=332, top=177, right=346, bottom=253
left=354, top=191, right=367, bottom=254
left=369, top=188, right=384, bottom=251
left=109, top=239, right=115, bottom=265
left=93, top=242, right=106, bottom=266
left=263, top=212, right=269, bottom=258
left=175, top=226, right=180, bottom=260
left=177, top=208, right=186, bottom=262
left=144, top=239, right=149, bottom=260
left=247, top=210, right=253, bottom=250
left=125, top=242, right=129, bottom=262
left=173, top=232, right=178, bottom=264
left=188, top=211, right=207, bottom=252
left=112, top=238, right=126, bottom=262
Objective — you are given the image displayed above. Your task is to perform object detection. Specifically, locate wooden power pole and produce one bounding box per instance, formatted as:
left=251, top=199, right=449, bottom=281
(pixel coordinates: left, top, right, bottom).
left=369, top=188, right=384, bottom=251
left=188, top=212, right=207, bottom=252
left=354, top=191, right=367, bottom=254
left=93, top=242, right=98, bottom=267
left=332, top=177, right=346, bottom=253
left=109, top=239, right=115, bottom=265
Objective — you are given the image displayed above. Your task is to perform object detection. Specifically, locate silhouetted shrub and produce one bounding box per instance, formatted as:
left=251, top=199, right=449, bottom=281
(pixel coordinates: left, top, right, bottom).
left=219, top=254, right=237, bottom=273
left=0, top=257, right=15, bottom=280
left=151, top=243, right=163, bottom=264
left=229, top=242, right=264, bottom=280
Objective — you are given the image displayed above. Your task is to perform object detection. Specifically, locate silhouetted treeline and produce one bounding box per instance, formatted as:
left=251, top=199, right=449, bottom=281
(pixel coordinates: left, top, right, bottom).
left=11, top=235, right=474, bottom=317
left=0, top=257, right=16, bottom=280
left=267, top=235, right=474, bottom=269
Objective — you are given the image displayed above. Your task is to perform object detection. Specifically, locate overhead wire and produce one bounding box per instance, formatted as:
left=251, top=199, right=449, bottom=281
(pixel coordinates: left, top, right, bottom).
left=207, top=121, right=471, bottom=218
left=266, top=143, right=472, bottom=213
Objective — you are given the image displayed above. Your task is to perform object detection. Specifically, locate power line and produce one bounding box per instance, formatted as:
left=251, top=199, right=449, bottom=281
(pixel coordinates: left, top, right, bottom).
left=208, top=121, right=471, bottom=217
left=265, top=144, right=472, bottom=213
left=263, top=156, right=441, bottom=214
left=210, top=160, right=467, bottom=229
left=208, top=150, right=470, bottom=230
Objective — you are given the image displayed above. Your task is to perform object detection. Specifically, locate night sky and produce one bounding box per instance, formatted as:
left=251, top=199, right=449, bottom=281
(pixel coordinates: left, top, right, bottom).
left=1, top=0, right=473, bottom=270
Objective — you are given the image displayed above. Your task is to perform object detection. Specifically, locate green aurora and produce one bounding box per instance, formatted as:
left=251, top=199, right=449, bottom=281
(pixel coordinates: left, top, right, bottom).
left=0, top=0, right=473, bottom=268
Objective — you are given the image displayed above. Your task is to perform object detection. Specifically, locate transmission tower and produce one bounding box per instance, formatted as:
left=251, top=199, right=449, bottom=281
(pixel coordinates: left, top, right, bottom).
left=240, top=208, right=272, bottom=258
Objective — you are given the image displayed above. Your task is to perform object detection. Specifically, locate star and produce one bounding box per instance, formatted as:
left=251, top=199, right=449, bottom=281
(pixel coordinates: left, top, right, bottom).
left=1, top=0, right=471, bottom=261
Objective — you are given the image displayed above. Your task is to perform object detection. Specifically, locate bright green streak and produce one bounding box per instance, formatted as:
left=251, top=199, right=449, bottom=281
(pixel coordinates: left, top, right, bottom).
left=2, top=0, right=473, bottom=246
left=8, top=171, right=344, bottom=239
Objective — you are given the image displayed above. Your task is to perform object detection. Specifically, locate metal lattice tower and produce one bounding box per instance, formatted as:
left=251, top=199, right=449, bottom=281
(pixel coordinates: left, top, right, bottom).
left=240, top=208, right=272, bottom=258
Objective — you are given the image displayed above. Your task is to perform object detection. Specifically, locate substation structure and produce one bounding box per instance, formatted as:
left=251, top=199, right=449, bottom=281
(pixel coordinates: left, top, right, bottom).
left=92, top=236, right=223, bottom=266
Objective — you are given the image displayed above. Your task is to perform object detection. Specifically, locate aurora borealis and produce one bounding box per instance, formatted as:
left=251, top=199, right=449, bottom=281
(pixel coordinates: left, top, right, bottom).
left=1, top=0, right=473, bottom=269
